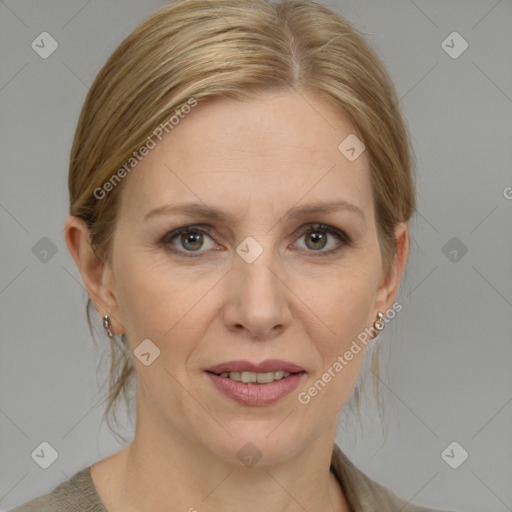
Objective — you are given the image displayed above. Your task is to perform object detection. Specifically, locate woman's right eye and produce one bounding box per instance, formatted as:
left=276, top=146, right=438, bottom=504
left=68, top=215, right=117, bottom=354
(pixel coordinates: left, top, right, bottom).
left=161, top=225, right=218, bottom=257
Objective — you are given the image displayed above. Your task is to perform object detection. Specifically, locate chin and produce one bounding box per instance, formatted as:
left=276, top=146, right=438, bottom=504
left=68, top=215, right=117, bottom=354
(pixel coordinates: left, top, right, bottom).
left=201, top=422, right=309, bottom=468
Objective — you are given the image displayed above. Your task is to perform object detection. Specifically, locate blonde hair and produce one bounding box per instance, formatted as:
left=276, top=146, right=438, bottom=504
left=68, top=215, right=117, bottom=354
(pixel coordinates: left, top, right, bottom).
left=69, top=0, right=415, bottom=437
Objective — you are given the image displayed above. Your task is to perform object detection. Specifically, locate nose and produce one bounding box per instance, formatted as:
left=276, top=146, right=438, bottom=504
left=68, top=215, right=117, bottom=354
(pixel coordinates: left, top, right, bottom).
left=221, top=248, right=292, bottom=340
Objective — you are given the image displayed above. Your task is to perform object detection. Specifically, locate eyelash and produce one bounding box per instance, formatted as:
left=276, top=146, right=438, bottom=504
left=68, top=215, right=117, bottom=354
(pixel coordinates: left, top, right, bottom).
left=160, top=224, right=351, bottom=259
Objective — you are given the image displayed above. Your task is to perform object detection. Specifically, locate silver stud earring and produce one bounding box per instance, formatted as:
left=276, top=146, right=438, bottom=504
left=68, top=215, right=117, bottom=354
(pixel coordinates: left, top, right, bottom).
left=373, top=312, right=385, bottom=333
left=103, top=315, right=114, bottom=339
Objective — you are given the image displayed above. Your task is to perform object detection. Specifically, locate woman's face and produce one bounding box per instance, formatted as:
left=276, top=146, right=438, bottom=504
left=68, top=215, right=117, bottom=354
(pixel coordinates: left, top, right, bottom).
left=100, top=91, right=405, bottom=464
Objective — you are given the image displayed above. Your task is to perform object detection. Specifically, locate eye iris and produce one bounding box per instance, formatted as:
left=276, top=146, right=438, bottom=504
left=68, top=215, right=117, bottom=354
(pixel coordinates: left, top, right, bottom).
left=306, top=231, right=327, bottom=250
left=181, top=232, right=203, bottom=251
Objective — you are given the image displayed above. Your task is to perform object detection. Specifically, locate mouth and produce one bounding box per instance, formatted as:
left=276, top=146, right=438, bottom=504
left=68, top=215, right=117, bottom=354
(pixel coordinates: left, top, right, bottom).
left=207, top=369, right=301, bottom=384
left=205, top=359, right=306, bottom=382
left=204, top=360, right=306, bottom=405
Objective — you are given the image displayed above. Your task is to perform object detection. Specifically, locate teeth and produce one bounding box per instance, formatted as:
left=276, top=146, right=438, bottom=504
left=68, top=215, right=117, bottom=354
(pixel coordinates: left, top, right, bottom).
left=218, top=371, right=292, bottom=383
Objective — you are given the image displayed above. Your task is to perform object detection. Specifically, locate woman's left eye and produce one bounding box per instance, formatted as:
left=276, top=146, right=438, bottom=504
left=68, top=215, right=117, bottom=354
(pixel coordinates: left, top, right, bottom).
left=292, top=224, right=350, bottom=255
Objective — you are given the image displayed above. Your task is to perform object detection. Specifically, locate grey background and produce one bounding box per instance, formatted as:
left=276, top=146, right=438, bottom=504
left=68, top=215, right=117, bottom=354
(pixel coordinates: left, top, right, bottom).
left=1, top=1, right=511, bottom=511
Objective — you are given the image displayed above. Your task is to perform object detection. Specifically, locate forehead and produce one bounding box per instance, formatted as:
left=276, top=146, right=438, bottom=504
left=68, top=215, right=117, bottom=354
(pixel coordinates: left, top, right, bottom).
left=118, top=91, right=374, bottom=222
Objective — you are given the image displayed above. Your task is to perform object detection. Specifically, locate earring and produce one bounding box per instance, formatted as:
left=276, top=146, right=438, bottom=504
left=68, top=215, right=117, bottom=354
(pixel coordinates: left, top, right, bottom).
left=373, top=312, right=385, bottom=334
left=103, top=315, right=114, bottom=339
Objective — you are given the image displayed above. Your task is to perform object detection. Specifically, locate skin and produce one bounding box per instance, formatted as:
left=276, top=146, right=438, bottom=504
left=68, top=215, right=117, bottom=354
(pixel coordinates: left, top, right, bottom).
left=65, top=90, right=409, bottom=512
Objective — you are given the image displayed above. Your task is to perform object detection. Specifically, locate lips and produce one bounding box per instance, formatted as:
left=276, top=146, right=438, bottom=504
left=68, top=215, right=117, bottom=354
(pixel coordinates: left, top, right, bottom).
left=204, top=359, right=307, bottom=405
left=205, top=359, right=305, bottom=375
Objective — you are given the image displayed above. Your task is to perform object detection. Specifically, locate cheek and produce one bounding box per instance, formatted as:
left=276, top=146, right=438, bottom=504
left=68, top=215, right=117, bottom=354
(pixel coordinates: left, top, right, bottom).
left=113, top=254, right=219, bottom=352
left=295, top=263, right=378, bottom=349
left=292, top=266, right=377, bottom=410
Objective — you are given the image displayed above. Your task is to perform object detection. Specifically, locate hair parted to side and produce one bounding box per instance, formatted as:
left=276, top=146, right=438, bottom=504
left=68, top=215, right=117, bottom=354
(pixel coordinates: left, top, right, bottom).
left=68, top=0, right=416, bottom=437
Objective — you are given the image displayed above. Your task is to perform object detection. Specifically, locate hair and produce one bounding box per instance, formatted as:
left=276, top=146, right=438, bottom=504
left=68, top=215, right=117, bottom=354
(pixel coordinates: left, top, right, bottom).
left=68, top=0, right=416, bottom=438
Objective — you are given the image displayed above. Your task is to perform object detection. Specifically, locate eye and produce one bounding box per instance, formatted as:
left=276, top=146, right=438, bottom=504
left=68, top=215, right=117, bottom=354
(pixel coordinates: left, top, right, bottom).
left=161, top=225, right=218, bottom=256
left=293, top=223, right=350, bottom=256
left=161, top=223, right=351, bottom=258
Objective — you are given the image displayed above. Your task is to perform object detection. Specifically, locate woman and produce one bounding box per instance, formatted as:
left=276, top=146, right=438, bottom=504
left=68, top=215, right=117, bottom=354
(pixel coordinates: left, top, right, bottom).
left=11, top=0, right=453, bottom=510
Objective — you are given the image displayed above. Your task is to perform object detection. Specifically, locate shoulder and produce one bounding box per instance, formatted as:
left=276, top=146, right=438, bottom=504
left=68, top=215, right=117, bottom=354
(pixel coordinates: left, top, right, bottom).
left=331, top=444, right=455, bottom=512
left=8, top=466, right=107, bottom=512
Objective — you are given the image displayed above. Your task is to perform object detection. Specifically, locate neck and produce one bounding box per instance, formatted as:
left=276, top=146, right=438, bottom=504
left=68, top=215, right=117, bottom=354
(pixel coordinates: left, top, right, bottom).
left=92, top=402, right=350, bottom=512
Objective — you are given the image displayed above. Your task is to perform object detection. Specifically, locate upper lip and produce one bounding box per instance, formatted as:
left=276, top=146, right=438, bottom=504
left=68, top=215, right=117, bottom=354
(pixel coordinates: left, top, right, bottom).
left=206, top=359, right=306, bottom=374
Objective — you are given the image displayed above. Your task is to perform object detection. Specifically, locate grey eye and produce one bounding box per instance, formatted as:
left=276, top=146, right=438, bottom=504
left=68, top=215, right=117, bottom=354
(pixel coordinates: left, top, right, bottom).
left=304, top=231, right=328, bottom=250
left=179, top=232, right=204, bottom=251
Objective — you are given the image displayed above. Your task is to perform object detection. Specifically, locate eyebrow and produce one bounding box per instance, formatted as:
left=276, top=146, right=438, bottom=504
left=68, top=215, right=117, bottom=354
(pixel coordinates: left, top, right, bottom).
left=144, top=200, right=365, bottom=225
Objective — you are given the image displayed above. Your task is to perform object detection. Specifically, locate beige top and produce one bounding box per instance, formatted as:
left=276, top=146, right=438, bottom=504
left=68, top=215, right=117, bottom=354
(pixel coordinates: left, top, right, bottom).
left=9, top=443, right=453, bottom=511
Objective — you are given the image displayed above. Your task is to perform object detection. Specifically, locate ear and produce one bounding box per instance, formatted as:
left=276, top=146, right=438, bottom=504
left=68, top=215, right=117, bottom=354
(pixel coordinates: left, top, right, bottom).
left=64, top=215, right=124, bottom=335
left=372, top=222, right=409, bottom=316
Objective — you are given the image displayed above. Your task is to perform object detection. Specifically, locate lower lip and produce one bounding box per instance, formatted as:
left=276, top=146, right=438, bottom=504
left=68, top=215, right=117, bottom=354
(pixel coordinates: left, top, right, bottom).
left=205, top=371, right=306, bottom=406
